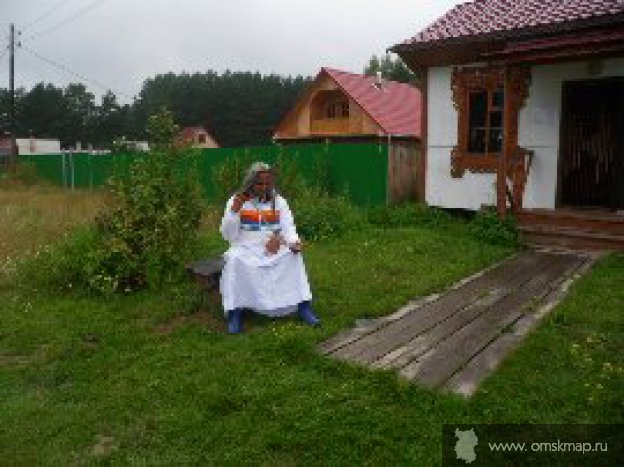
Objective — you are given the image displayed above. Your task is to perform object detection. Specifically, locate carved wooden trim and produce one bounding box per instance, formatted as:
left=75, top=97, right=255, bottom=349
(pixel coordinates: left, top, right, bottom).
left=450, top=66, right=530, bottom=179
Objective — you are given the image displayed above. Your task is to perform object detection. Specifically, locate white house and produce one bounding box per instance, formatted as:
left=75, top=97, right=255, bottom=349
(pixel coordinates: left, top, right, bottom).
left=16, top=138, right=61, bottom=155
left=391, top=0, right=624, bottom=249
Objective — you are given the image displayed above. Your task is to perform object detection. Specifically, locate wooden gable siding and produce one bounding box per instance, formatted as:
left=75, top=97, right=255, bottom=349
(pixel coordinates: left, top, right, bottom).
left=275, top=74, right=383, bottom=139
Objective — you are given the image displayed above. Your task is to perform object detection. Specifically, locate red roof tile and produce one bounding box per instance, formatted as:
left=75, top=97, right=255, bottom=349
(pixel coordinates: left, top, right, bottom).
left=399, top=0, right=624, bottom=46
left=321, top=68, right=422, bottom=137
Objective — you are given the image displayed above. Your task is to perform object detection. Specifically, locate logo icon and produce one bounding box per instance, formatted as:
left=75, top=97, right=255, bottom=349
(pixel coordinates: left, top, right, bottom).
left=454, top=428, right=478, bottom=464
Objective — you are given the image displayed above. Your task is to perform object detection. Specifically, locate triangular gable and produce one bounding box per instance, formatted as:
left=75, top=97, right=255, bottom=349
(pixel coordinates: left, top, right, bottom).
left=322, top=68, right=421, bottom=137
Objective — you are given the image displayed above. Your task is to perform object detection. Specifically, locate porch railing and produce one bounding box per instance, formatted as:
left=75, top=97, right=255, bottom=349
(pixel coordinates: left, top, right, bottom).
left=505, top=146, right=534, bottom=213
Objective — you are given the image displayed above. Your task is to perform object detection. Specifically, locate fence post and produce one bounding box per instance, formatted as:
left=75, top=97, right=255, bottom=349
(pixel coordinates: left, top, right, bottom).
left=70, top=150, right=75, bottom=190
left=88, top=152, right=93, bottom=190
left=61, top=152, right=67, bottom=188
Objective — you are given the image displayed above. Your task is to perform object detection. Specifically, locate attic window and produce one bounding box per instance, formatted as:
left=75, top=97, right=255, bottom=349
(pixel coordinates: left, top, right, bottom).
left=326, top=99, right=349, bottom=118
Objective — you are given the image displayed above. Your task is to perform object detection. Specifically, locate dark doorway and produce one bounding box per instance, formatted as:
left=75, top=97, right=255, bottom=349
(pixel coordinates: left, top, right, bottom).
left=559, top=78, right=624, bottom=210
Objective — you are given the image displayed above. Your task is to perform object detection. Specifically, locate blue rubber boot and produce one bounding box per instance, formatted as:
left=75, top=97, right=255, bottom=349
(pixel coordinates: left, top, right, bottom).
left=227, top=308, right=244, bottom=334
left=297, top=301, right=320, bottom=326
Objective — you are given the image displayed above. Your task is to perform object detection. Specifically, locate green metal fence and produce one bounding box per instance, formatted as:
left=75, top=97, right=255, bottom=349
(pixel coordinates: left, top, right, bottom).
left=19, top=143, right=389, bottom=206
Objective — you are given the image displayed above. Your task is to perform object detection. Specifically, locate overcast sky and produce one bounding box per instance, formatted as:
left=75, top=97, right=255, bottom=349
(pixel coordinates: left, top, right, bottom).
left=1, top=0, right=463, bottom=104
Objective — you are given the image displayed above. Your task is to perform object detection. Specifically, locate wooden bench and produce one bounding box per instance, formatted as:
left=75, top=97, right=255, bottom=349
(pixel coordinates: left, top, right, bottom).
left=186, top=256, right=224, bottom=292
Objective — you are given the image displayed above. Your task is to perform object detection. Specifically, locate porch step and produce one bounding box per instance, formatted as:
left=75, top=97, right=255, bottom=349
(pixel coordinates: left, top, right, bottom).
left=516, top=209, right=624, bottom=236
left=518, top=224, right=624, bottom=251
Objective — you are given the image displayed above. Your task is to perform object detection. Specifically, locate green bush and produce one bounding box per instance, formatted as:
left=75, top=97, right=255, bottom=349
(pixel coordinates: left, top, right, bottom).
left=272, top=152, right=306, bottom=200
left=16, top=226, right=102, bottom=293
left=211, top=153, right=361, bottom=242
left=91, top=110, right=204, bottom=292
left=366, top=203, right=452, bottom=228
left=0, top=161, right=42, bottom=187
left=211, top=151, right=306, bottom=204
left=18, top=109, right=205, bottom=295
left=211, top=151, right=254, bottom=205
left=469, top=209, right=519, bottom=246
left=290, top=186, right=364, bottom=241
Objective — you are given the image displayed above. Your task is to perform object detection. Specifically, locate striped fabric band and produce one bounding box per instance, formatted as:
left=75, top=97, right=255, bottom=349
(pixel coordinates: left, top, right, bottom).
left=240, top=209, right=280, bottom=232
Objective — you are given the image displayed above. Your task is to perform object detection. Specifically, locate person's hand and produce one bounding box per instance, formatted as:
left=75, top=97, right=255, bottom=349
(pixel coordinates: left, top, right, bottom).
left=265, top=234, right=282, bottom=255
left=231, top=193, right=249, bottom=213
left=289, top=241, right=303, bottom=253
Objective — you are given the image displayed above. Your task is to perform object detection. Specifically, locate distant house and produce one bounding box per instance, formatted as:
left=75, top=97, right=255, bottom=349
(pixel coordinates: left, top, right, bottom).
left=113, top=138, right=150, bottom=152
left=391, top=0, right=624, bottom=249
left=0, top=136, right=61, bottom=155
left=177, top=126, right=219, bottom=149
left=273, top=67, right=421, bottom=143
left=17, top=138, right=61, bottom=155
left=273, top=67, right=424, bottom=202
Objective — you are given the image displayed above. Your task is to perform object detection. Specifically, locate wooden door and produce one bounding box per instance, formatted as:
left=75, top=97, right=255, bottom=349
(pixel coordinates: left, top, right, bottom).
left=387, top=141, right=421, bottom=204
left=559, top=78, right=624, bottom=210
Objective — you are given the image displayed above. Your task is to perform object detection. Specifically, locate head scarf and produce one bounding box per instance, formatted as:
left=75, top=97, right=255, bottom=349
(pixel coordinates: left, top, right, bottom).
left=240, top=161, right=276, bottom=204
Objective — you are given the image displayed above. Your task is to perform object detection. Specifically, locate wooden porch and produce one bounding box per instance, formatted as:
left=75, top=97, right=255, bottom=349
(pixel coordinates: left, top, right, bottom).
left=319, top=249, right=595, bottom=397
left=517, top=208, right=624, bottom=251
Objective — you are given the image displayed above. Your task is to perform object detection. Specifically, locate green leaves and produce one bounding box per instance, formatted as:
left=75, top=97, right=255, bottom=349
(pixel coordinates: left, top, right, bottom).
left=469, top=210, right=520, bottom=247
left=17, top=110, right=205, bottom=295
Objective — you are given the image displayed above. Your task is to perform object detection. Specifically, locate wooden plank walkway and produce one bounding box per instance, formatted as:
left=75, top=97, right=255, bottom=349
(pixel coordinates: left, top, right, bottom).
left=319, top=248, right=597, bottom=397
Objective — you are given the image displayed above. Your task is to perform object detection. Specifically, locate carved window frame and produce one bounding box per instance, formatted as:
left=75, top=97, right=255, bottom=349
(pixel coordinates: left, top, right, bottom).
left=450, top=65, right=530, bottom=178
left=451, top=66, right=505, bottom=177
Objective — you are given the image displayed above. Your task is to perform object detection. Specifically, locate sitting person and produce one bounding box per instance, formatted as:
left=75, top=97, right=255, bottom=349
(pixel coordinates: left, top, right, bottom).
left=219, top=161, right=320, bottom=334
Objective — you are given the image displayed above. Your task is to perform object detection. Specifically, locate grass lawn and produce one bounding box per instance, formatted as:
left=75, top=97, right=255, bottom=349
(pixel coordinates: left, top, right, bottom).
left=0, top=188, right=622, bottom=465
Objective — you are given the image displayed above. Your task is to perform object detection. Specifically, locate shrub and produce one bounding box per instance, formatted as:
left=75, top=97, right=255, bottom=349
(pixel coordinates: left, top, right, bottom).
left=272, top=152, right=306, bottom=200
left=0, top=161, right=42, bottom=187
left=210, top=150, right=361, bottom=242
left=16, top=226, right=102, bottom=293
left=290, top=186, right=364, bottom=241
left=469, top=209, right=519, bottom=246
left=211, top=151, right=306, bottom=204
left=91, top=109, right=204, bottom=292
left=366, top=203, right=452, bottom=228
left=211, top=151, right=254, bottom=205
left=18, top=109, right=205, bottom=295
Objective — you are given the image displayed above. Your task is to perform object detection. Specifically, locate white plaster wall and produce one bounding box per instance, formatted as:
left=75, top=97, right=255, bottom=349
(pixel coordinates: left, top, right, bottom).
left=427, top=66, right=497, bottom=210
left=426, top=58, right=624, bottom=210
left=519, top=57, right=624, bottom=209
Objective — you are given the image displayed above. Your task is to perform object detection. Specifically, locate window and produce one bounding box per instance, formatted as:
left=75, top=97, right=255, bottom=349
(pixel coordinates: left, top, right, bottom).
left=198, top=133, right=207, bottom=144
left=467, top=88, right=504, bottom=154
left=450, top=66, right=529, bottom=178
left=310, top=90, right=350, bottom=121
left=325, top=98, right=349, bottom=118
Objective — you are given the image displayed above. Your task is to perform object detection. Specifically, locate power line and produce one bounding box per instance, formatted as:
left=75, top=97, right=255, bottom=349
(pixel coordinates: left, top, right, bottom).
left=0, top=45, right=9, bottom=62
left=22, top=0, right=107, bottom=43
left=20, top=0, right=80, bottom=33
left=21, top=44, right=131, bottom=100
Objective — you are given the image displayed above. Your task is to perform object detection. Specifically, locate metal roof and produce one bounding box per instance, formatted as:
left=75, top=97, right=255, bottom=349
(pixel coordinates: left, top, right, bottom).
left=396, top=0, right=624, bottom=48
left=322, top=68, right=421, bottom=137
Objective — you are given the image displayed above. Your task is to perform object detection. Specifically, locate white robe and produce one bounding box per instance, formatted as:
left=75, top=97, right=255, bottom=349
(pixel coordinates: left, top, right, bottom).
left=219, top=194, right=313, bottom=316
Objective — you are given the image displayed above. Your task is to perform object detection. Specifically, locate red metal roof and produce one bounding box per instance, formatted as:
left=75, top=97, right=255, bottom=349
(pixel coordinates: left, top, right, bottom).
left=399, top=0, right=624, bottom=46
left=321, top=68, right=422, bottom=137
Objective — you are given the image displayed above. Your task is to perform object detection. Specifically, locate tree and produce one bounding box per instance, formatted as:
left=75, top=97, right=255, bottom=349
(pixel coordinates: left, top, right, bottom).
left=364, top=53, right=418, bottom=86
left=0, top=69, right=311, bottom=149
left=63, top=83, right=96, bottom=147
left=134, top=70, right=311, bottom=147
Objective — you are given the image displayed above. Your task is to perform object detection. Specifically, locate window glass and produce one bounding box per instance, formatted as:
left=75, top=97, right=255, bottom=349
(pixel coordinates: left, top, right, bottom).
left=468, top=91, right=487, bottom=153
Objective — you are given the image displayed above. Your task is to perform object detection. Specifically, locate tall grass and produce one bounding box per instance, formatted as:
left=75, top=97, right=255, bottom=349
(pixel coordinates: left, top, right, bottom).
left=0, top=186, right=111, bottom=272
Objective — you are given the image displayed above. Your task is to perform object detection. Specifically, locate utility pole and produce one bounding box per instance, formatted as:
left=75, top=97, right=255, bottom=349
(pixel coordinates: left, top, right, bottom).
left=9, top=23, right=17, bottom=162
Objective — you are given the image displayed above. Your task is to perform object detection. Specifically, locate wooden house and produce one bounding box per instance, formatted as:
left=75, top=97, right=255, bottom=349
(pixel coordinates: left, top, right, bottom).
left=273, top=67, right=424, bottom=203
left=391, top=0, right=624, bottom=249
left=177, top=126, right=219, bottom=149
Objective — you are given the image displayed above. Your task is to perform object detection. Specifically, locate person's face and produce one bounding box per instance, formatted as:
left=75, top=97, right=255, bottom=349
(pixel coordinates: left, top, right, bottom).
left=253, top=171, right=272, bottom=197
